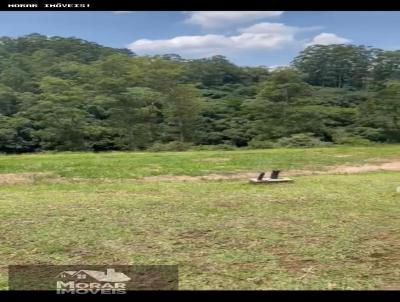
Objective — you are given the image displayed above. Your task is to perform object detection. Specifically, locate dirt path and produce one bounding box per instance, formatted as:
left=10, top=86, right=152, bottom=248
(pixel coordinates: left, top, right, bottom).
left=139, top=159, right=400, bottom=182
left=328, top=161, right=400, bottom=173
left=1, top=159, right=400, bottom=185
left=0, top=172, right=54, bottom=185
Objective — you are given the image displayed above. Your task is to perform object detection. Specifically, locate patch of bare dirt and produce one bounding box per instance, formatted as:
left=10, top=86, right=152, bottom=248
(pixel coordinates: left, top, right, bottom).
left=137, top=170, right=322, bottom=182
left=328, top=160, right=400, bottom=174
left=2, top=159, right=399, bottom=185
left=137, top=159, right=400, bottom=182
left=267, top=244, right=319, bottom=276
left=0, top=172, right=56, bottom=185
left=139, top=173, right=255, bottom=182
left=178, top=229, right=214, bottom=240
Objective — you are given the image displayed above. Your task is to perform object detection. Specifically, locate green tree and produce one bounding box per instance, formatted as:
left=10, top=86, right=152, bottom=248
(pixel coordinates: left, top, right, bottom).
left=0, top=116, right=37, bottom=153
left=359, top=81, right=400, bottom=142
left=108, top=87, right=164, bottom=149
left=293, top=44, right=375, bottom=88
left=164, top=84, right=203, bottom=142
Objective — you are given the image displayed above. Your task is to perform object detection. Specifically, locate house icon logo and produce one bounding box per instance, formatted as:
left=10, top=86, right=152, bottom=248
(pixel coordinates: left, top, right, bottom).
left=8, top=264, right=178, bottom=291
left=57, top=268, right=131, bottom=282
left=56, top=268, right=131, bottom=294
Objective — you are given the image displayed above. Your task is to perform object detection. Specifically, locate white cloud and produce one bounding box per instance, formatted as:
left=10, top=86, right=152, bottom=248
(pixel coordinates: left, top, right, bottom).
left=128, top=33, right=292, bottom=58
left=129, top=35, right=231, bottom=56
left=127, top=22, right=321, bottom=58
left=239, top=22, right=298, bottom=37
left=183, top=11, right=283, bottom=28
left=240, top=22, right=323, bottom=34
left=306, top=33, right=351, bottom=46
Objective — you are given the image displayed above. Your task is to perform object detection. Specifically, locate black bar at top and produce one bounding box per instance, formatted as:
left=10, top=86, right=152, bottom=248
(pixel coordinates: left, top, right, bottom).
left=1, top=0, right=400, bottom=11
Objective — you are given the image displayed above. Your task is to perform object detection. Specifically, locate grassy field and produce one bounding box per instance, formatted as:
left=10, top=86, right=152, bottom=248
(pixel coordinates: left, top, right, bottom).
left=0, top=146, right=400, bottom=289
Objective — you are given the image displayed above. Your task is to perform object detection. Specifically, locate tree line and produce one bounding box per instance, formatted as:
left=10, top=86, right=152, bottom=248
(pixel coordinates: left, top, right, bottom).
left=0, top=34, right=399, bottom=153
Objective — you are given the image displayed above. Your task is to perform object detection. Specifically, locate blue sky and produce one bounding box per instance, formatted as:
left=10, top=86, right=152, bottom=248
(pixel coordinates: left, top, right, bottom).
left=0, top=11, right=399, bottom=67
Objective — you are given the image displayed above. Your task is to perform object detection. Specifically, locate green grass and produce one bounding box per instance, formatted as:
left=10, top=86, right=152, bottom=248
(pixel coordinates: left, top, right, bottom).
left=0, top=146, right=399, bottom=289
left=0, top=145, right=400, bottom=178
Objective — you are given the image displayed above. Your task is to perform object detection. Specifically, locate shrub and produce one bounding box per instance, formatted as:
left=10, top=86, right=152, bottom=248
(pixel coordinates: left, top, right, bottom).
left=352, top=127, right=386, bottom=142
left=190, top=144, right=237, bottom=151
left=247, top=139, right=275, bottom=149
left=148, top=141, right=193, bottom=152
left=331, top=129, right=374, bottom=146
left=276, top=133, right=329, bottom=148
left=333, top=136, right=374, bottom=146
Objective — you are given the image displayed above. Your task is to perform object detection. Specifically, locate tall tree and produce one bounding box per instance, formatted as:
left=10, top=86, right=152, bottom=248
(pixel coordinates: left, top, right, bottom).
left=107, top=87, right=164, bottom=149
left=293, top=44, right=375, bottom=88
left=164, top=84, right=203, bottom=142
left=359, top=80, right=400, bottom=142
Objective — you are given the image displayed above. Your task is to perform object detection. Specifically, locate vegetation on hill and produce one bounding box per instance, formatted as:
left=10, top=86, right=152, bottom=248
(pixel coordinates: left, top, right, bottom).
left=0, top=34, right=399, bottom=153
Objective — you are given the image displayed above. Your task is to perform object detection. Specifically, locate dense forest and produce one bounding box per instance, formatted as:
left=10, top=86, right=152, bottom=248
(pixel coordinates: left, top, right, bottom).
left=0, top=33, right=399, bottom=153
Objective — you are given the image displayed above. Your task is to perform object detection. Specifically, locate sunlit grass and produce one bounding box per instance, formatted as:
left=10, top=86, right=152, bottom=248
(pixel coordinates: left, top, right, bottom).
left=0, top=146, right=399, bottom=289
left=0, top=145, right=399, bottom=178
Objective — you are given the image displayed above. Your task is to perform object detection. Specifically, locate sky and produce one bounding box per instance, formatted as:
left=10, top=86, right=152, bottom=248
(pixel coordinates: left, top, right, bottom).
left=0, top=11, right=399, bottom=67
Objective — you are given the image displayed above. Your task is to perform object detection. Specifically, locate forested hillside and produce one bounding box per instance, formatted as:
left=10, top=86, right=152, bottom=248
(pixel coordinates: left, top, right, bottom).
left=0, top=33, right=399, bottom=153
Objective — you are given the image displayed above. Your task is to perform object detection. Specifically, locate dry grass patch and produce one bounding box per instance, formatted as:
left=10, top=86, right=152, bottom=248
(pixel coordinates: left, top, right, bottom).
left=0, top=173, right=56, bottom=185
